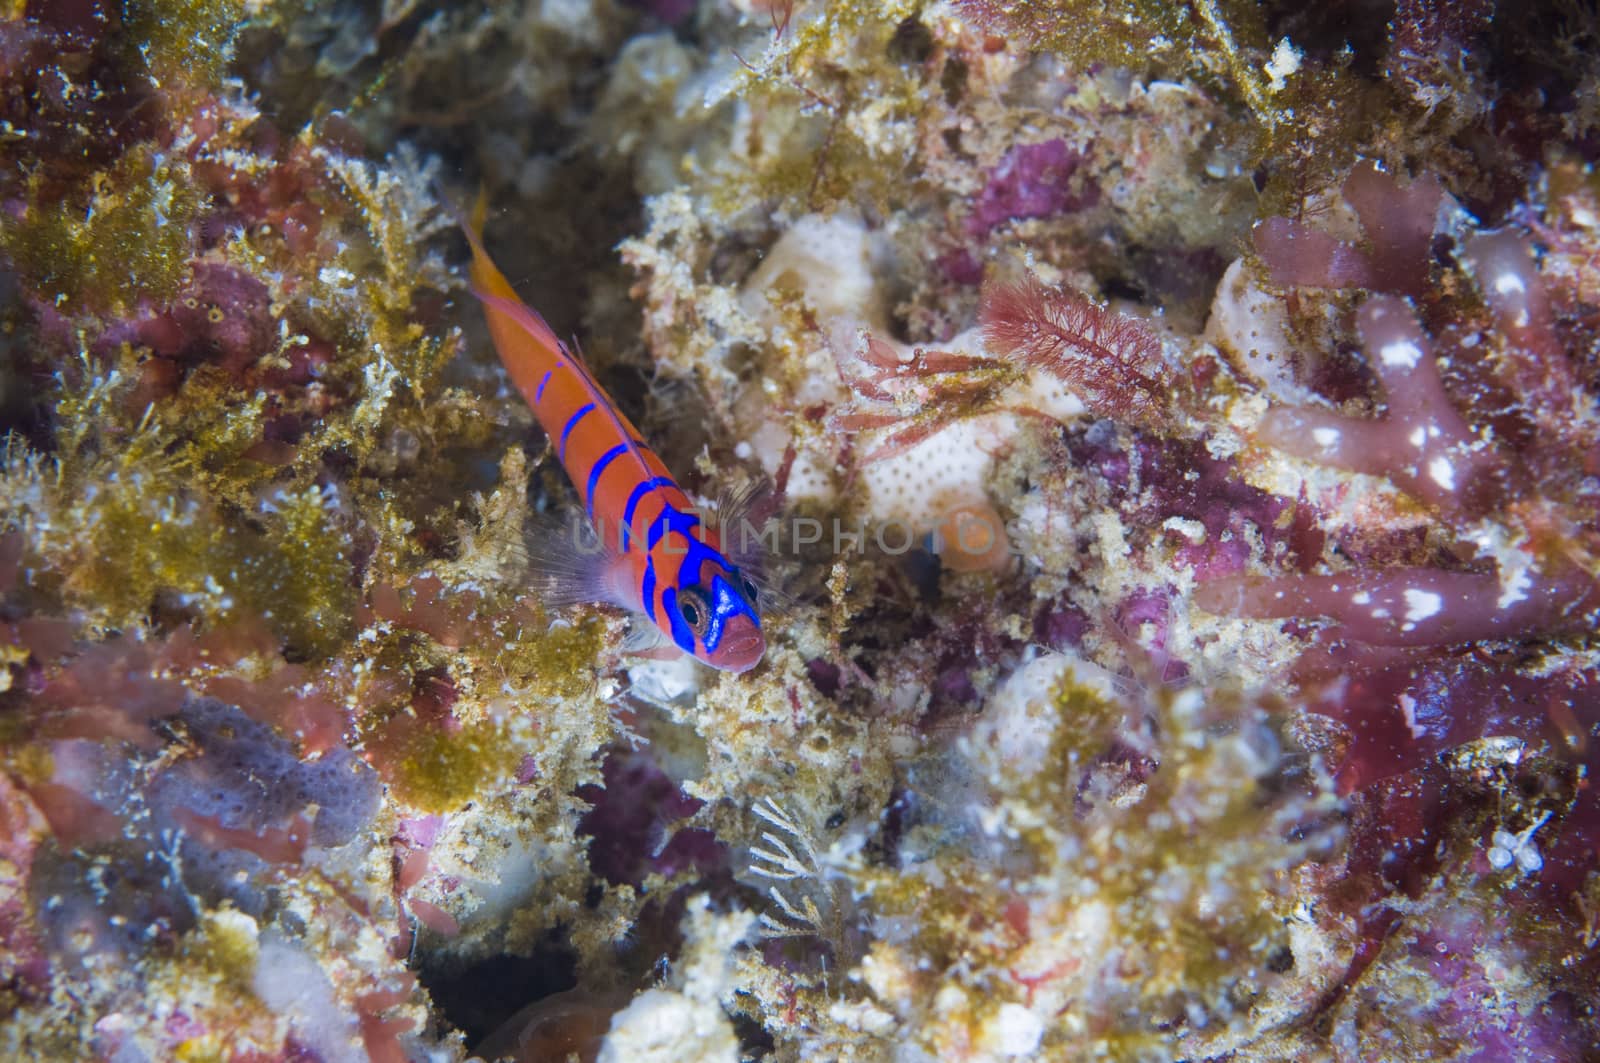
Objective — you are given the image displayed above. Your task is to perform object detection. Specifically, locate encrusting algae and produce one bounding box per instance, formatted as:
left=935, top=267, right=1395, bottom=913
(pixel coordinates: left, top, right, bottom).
left=2, top=1, right=1599, bottom=1061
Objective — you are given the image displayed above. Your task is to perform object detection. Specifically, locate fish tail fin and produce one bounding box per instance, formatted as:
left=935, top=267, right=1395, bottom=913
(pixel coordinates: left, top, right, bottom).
left=448, top=186, right=572, bottom=388
left=434, top=182, right=478, bottom=244
left=468, top=185, right=489, bottom=245
left=438, top=182, right=512, bottom=299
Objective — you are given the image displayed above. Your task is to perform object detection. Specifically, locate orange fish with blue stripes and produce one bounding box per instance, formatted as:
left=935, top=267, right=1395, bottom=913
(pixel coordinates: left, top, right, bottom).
left=462, top=200, right=765, bottom=673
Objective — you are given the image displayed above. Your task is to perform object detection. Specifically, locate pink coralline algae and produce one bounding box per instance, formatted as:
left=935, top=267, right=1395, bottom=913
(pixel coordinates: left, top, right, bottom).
left=1197, top=165, right=1600, bottom=648
left=1104, top=434, right=1326, bottom=581
left=1197, top=163, right=1600, bottom=942
left=1322, top=885, right=1595, bottom=1063
left=965, top=139, right=1094, bottom=238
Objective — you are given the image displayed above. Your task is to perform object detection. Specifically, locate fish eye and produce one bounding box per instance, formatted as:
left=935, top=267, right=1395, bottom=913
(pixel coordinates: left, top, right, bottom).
left=735, top=571, right=759, bottom=602
left=678, top=589, right=710, bottom=635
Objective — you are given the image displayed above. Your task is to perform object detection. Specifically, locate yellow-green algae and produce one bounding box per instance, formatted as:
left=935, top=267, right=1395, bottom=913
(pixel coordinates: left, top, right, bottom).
left=356, top=600, right=607, bottom=812
left=377, top=716, right=524, bottom=814
left=1042, top=672, right=1130, bottom=770
left=816, top=679, right=1328, bottom=1060
left=708, top=0, right=932, bottom=216
left=492, top=612, right=610, bottom=704
left=10, top=366, right=352, bottom=655
left=0, top=116, right=469, bottom=657
left=125, top=0, right=253, bottom=86
left=185, top=906, right=262, bottom=991
left=972, top=0, right=1269, bottom=85
left=0, top=0, right=633, bottom=1058
left=0, top=147, right=205, bottom=316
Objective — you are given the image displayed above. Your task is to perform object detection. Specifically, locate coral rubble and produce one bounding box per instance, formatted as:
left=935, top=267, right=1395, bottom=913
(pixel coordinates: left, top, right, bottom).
left=2, top=0, right=1598, bottom=1061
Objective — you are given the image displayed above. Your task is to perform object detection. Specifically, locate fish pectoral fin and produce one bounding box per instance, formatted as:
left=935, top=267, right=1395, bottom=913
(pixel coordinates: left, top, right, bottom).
left=516, top=512, right=635, bottom=611
left=620, top=620, right=682, bottom=661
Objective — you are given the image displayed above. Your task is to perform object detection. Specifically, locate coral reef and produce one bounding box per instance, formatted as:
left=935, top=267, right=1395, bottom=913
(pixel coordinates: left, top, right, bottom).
left=3, top=0, right=1599, bottom=1061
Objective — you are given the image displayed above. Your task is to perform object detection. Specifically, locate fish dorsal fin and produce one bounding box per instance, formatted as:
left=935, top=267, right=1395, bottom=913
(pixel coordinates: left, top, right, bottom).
left=472, top=288, right=661, bottom=528
left=470, top=286, right=570, bottom=368
left=563, top=334, right=649, bottom=445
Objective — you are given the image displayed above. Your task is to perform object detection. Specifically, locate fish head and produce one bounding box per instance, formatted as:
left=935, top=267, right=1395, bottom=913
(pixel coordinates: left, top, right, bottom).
left=667, top=566, right=765, bottom=673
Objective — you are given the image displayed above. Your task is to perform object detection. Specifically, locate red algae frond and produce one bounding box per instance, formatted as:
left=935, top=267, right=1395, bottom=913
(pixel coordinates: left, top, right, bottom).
left=1252, top=162, right=1445, bottom=296
left=981, top=275, right=1175, bottom=431
left=1194, top=565, right=1600, bottom=648
left=1462, top=228, right=1592, bottom=443
left=1253, top=294, right=1500, bottom=516
left=1210, top=164, right=1600, bottom=650
left=1195, top=158, right=1600, bottom=1018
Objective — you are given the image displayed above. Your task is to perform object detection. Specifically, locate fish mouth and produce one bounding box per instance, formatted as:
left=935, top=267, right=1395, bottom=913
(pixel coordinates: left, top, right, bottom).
left=710, top=617, right=765, bottom=673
